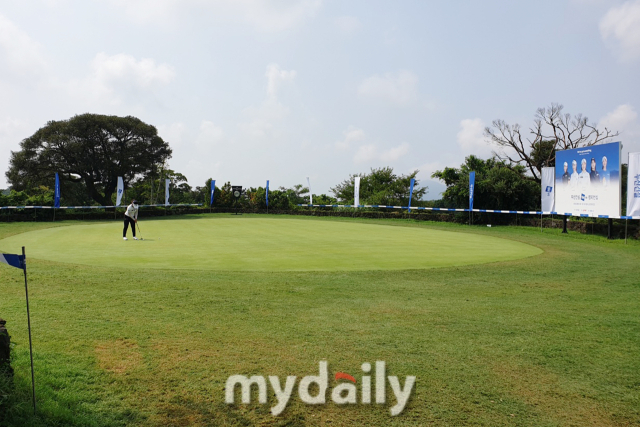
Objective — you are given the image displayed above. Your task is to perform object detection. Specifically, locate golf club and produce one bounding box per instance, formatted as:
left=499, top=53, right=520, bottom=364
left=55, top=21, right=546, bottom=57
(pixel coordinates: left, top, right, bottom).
left=136, top=222, right=143, bottom=240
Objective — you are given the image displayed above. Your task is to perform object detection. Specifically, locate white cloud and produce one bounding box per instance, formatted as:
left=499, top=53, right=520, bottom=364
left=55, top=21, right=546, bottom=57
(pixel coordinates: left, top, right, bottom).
left=354, top=142, right=409, bottom=164
left=109, top=0, right=322, bottom=32
left=0, top=13, right=47, bottom=75
left=158, top=122, right=186, bottom=147
left=354, top=144, right=377, bottom=164
left=457, top=118, right=491, bottom=156
left=335, top=126, right=364, bottom=150
left=64, top=53, right=175, bottom=106
left=598, top=104, right=640, bottom=149
left=240, top=98, right=290, bottom=138
left=600, top=0, right=640, bottom=61
left=334, top=15, right=362, bottom=34
left=0, top=117, right=30, bottom=188
left=358, top=70, right=418, bottom=106
left=239, top=64, right=295, bottom=138
left=92, top=52, right=175, bottom=89
left=265, top=63, right=296, bottom=98
left=382, top=142, right=410, bottom=161
left=195, top=120, right=224, bottom=149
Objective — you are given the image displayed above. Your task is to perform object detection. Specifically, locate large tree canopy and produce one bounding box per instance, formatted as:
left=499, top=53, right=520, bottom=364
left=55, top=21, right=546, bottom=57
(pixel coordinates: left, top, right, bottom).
left=485, top=103, right=619, bottom=183
left=432, top=155, right=539, bottom=211
left=331, top=167, right=427, bottom=205
left=6, top=114, right=172, bottom=206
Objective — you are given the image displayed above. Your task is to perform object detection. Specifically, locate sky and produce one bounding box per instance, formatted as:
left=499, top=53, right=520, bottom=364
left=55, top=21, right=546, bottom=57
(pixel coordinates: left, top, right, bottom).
left=1, top=0, right=639, bottom=199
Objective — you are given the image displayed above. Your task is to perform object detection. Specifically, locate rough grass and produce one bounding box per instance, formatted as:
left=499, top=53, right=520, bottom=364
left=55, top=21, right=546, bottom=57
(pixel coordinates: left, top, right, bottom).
left=0, top=214, right=639, bottom=426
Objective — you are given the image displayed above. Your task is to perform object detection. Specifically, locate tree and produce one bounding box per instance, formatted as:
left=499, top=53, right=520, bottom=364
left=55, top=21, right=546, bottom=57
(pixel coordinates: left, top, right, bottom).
left=485, top=103, right=619, bottom=183
left=6, top=114, right=172, bottom=206
left=278, top=184, right=310, bottom=205
left=432, top=155, right=539, bottom=211
left=331, top=167, right=427, bottom=206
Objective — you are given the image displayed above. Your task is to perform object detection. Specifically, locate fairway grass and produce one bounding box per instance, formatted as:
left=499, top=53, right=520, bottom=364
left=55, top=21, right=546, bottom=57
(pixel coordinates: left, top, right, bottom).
left=0, top=216, right=541, bottom=271
left=0, top=214, right=639, bottom=427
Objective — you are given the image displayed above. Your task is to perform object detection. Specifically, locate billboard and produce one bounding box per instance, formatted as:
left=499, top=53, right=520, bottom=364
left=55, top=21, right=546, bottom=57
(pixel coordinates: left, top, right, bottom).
left=555, top=141, right=621, bottom=217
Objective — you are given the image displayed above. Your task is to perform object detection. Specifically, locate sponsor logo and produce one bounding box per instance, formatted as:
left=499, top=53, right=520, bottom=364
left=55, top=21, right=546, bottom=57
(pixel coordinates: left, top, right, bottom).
left=545, top=186, right=553, bottom=195
left=225, top=361, right=415, bottom=416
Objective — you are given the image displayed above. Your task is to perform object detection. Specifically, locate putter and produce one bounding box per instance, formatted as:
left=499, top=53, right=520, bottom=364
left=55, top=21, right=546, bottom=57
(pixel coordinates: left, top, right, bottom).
left=136, top=222, right=143, bottom=240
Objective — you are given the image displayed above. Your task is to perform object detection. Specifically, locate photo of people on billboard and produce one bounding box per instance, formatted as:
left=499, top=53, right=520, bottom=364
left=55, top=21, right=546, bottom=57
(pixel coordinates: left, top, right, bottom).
left=555, top=141, right=621, bottom=217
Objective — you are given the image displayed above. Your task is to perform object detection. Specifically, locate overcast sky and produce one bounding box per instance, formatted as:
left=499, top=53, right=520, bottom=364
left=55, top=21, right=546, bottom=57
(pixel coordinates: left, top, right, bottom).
left=1, top=0, right=639, bottom=198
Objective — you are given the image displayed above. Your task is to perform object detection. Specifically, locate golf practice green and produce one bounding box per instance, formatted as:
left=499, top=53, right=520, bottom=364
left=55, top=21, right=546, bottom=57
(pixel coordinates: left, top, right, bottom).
left=0, top=216, right=542, bottom=271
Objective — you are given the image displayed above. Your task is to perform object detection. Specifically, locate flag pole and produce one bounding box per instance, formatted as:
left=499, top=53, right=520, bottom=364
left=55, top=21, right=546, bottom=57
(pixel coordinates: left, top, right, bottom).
left=21, top=247, right=36, bottom=414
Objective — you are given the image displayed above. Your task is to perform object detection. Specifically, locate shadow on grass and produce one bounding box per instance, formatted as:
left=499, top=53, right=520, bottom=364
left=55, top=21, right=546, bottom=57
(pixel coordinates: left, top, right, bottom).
left=1, top=348, right=141, bottom=427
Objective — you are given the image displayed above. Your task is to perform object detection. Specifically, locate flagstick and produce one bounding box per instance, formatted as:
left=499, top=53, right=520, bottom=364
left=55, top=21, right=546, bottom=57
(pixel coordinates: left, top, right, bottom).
left=22, top=247, right=36, bottom=415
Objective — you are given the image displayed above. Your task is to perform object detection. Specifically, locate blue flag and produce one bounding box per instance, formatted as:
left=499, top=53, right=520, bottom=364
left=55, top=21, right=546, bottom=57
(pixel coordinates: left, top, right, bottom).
left=407, top=178, right=415, bottom=212
left=0, top=253, right=25, bottom=270
left=266, top=180, right=269, bottom=207
left=210, top=180, right=216, bottom=207
left=469, top=171, right=475, bottom=211
left=54, top=173, right=61, bottom=208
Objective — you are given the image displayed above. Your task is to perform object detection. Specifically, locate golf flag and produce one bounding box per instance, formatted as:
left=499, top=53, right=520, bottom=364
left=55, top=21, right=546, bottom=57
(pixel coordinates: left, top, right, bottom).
left=165, top=179, right=170, bottom=206
left=266, top=180, right=269, bottom=207
left=54, top=173, right=60, bottom=208
left=116, top=177, right=124, bottom=207
left=407, top=178, right=415, bottom=212
left=469, top=171, right=475, bottom=210
left=627, top=152, right=640, bottom=217
left=210, top=180, right=216, bottom=207
left=541, top=167, right=555, bottom=213
left=306, top=177, right=312, bottom=205
left=0, top=253, right=25, bottom=270
left=354, top=176, right=361, bottom=207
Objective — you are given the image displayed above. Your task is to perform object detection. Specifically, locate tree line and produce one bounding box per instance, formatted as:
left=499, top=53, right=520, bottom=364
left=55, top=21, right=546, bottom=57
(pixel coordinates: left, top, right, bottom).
left=2, top=105, right=624, bottom=212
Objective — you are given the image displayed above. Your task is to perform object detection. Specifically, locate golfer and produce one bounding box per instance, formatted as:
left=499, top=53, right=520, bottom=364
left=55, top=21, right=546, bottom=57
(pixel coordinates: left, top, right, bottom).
left=123, top=199, right=139, bottom=240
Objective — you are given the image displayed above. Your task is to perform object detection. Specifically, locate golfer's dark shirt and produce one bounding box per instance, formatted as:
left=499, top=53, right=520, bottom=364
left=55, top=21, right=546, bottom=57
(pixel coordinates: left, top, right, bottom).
left=590, top=171, right=600, bottom=182
left=562, top=172, right=569, bottom=184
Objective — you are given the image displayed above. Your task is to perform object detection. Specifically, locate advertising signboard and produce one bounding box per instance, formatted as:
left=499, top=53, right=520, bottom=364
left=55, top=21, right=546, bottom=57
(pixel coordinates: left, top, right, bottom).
left=555, top=141, right=621, bottom=217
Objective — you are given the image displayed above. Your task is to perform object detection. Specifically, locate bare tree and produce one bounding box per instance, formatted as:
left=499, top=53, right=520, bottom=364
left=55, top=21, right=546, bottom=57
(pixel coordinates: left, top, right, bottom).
left=484, top=103, right=619, bottom=182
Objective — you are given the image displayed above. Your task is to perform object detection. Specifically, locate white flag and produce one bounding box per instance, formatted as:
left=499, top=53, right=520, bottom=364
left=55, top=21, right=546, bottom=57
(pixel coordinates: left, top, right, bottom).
left=627, top=152, right=640, bottom=217
left=165, top=179, right=170, bottom=206
left=306, top=176, right=312, bottom=205
left=116, top=177, right=124, bottom=207
left=541, top=167, right=555, bottom=213
left=354, top=176, right=361, bottom=207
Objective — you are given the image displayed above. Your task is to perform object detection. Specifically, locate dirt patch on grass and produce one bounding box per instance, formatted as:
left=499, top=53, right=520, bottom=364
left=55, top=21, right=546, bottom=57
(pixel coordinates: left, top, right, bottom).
left=492, top=361, right=619, bottom=426
left=95, top=338, right=143, bottom=375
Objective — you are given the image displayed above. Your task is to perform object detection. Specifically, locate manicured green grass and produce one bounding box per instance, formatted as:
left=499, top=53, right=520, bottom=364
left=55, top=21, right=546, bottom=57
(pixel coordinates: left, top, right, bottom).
left=0, top=216, right=540, bottom=271
left=0, top=214, right=639, bottom=426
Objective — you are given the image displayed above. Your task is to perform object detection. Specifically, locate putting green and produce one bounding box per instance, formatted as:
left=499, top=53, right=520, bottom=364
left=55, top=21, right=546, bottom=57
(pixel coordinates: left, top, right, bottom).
left=0, top=216, right=542, bottom=271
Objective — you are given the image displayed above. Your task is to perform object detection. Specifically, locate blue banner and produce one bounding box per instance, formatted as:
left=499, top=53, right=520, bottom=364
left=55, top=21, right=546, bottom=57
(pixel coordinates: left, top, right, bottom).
left=469, top=171, right=475, bottom=210
left=54, top=173, right=61, bottom=208
left=210, top=179, right=216, bottom=207
left=266, top=180, right=269, bottom=207
left=407, top=178, right=415, bottom=212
